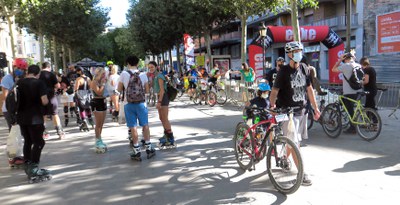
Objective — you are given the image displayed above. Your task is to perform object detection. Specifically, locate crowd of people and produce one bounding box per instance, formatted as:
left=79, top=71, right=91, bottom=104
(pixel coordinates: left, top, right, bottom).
left=1, top=41, right=377, bottom=184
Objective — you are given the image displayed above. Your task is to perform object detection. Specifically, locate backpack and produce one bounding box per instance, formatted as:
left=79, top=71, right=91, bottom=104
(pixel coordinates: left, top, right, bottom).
left=343, top=64, right=364, bottom=90
left=166, top=81, right=178, bottom=102
left=5, top=85, right=20, bottom=125
left=75, top=77, right=92, bottom=109
left=126, top=71, right=145, bottom=103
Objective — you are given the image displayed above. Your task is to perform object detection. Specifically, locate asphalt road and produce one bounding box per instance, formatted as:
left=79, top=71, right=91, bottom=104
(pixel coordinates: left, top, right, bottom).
left=0, top=97, right=399, bottom=205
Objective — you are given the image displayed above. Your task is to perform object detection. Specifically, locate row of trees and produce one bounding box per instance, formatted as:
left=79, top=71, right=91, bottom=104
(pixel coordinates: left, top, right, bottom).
left=126, top=0, right=318, bottom=72
left=0, top=0, right=108, bottom=72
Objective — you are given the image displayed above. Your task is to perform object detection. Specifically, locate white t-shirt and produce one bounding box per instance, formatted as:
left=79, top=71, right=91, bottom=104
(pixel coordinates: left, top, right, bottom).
left=109, top=74, right=120, bottom=90
left=338, top=62, right=362, bottom=95
left=119, top=69, right=148, bottom=95
left=200, top=79, right=208, bottom=91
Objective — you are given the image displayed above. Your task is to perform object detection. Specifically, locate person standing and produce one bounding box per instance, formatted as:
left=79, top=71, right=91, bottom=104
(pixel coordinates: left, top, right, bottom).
left=1, top=58, right=28, bottom=131
left=360, top=57, right=377, bottom=109
left=90, top=67, right=108, bottom=153
left=118, top=55, right=155, bottom=161
left=269, top=41, right=321, bottom=186
left=39, top=62, right=65, bottom=139
left=332, top=52, right=363, bottom=134
left=64, top=65, right=80, bottom=125
left=266, top=57, right=285, bottom=88
left=149, top=61, right=176, bottom=146
left=17, top=65, right=51, bottom=182
left=108, top=65, right=120, bottom=121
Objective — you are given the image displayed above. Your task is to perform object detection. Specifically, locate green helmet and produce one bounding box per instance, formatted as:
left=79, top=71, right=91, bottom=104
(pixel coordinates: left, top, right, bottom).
left=106, top=61, right=113, bottom=65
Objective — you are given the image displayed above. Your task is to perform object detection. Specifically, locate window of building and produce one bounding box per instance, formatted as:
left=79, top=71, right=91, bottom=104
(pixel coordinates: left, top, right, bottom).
left=231, top=44, right=240, bottom=58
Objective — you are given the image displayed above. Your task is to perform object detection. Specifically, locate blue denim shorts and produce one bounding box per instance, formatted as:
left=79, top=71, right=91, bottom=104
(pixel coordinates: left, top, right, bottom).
left=124, top=102, right=148, bottom=128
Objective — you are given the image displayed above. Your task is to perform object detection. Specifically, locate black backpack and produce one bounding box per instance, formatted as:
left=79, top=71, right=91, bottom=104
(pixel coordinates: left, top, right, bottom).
left=5, top=85, right=20, bottom=125
left=343, top=64, right=364, bottom=90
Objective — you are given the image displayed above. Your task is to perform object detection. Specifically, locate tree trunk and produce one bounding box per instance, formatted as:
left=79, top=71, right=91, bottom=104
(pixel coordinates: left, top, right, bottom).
left=52, top=36, right=58, bottom=73
left=205, top=30, right=212, bottom=71
left=169, top=49, right=173, bottom=71
left=290, top=0, right=301, bottom=42
left=38, top=31, right=44, bottom=64
left=68, top=47, right=73, bottom=64
left=176, top=42, right=182, bottom=75
left=240, top=15, right=247, bottom=63
left=62, top=44, right=66, bottom=71
left=6, top=15, right=16, bottom=59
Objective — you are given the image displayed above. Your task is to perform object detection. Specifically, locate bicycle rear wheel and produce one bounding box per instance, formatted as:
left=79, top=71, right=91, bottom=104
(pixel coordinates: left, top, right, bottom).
left=356, top=108, right=382, bottom=141
left=207, top=91, right=217, bottom=107
left=216, top=89, right=227, bottom=105
left=233, top=123, right=253, bottom=171
left=321, top=103, right=342, bottom=138
left=192, top=90, right=201, bottom=104
left=266, top=136, right=303, bottom=194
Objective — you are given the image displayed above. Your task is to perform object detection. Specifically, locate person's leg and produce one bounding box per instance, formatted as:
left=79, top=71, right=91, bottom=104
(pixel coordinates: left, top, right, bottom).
left=63, top=103, right=69, bottom=126
left=20, top=125, right=32, bottom=162
left=365, top=91, right=377, bottom=109
left=94, top=100, right=107, bottom=139
left=343, top=94, right=357, bottom=132
left=3, top=112, right=12, bottom=132
left=29, top=124, right=46, bottom=164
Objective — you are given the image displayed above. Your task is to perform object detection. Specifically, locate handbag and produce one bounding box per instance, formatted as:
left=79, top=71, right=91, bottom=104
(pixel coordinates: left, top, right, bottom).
left=6, top=125, right=24, bottom=158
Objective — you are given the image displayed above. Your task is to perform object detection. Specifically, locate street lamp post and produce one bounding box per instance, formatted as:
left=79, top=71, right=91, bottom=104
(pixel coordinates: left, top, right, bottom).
left=259, top=22, right=267, bottom=78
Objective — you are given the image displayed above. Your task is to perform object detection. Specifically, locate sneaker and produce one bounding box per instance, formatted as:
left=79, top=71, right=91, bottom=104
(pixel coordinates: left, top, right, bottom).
left=344, top=127, right=356, bottom=134
left=302, top=174, right=312, bottom=186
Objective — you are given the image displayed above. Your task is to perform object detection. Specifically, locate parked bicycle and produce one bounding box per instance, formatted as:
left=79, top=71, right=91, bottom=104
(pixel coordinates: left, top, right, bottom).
left=306, top=92, right=327, bottom=130
left=320, top=90, right=382, bottom=141
left=233, top=106, right=304, bottom=194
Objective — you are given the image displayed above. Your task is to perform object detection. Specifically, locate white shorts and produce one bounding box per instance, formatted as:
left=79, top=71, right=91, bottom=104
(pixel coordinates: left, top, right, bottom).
left=67, top=93, right=75, bottom=103
left=281, top=114, right=308, bottom=146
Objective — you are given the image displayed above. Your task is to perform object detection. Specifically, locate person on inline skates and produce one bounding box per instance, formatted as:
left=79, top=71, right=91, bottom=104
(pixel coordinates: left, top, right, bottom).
left=64, top=65, right=81, bottom=126
left=149, top=61, right=176, bottom=148
left=39, top=62, right=65, bottom=139
left=108, top=65, right=120, bottom=122
left=118, top=56, right=155, bottom=161
left=74, top=66, right=93, bottom=132
left=90, top=67, right=109, bottom=153
left=17, top=65, right=52, bottom=183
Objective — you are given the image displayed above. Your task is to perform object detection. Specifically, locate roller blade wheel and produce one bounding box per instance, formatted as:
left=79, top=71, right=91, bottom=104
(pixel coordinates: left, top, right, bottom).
left=95, top=147, right=107, bottom=154
left=28, top=174, right=52, bottom=184
left=130, top=153, right=142, bottom=161
left=146, top=149, right=156, bottom=159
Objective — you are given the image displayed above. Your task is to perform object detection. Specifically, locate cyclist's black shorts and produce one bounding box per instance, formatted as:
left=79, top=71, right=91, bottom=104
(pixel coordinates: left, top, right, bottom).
left=189, top=81, right=197, bottom=89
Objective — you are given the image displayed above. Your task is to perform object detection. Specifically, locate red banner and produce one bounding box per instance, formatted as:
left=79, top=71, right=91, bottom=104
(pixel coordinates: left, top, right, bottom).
left=268, top=26, right=330, bottom=43
left=328, top=44, right=345, bottom=83
left=248, top=45, right=264, bottom=81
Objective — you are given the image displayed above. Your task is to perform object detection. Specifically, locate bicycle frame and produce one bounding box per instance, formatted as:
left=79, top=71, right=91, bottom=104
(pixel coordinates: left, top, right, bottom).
left=338, top=95, right=370, bottom=125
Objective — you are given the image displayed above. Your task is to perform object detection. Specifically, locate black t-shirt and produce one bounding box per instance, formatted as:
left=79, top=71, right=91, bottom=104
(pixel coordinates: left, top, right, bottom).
left=17, top=78, right=47, bottom=125
left=66, top=71, right=78, bottom=87
left=266, top=68, right=278, bottom=88
left=39, top=70, right=58, bottom=98
left=273, top=64, right=311, bottom=109
left=250, top=96, right=269, bottom=108
left=60, top=76, right=70, bottom=87
left=363, top=66, right=377, bottom=92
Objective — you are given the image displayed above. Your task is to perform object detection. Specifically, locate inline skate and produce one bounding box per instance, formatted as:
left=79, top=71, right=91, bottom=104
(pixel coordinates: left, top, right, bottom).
left=158, top=132, right=176, bottom=149
left=8, top=156, right=25, bottom=169
left=55, top=126, right=65, bottom=140
left=25, top=162, right=52, bottom=183
left=79, top=119, right=90, bottom=132
left=130, top=146, right=142, bottom=161
left=145, top=142, right=156, bottom=159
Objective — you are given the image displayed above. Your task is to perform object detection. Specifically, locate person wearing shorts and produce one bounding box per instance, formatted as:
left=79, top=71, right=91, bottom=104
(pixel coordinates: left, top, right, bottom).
left=149, top=61, right=175, bottom=146
left=90, top=67, right=108, bottom=148
left=39, top=62, right=65, bottom=139
left=118, top=55, right=155, bottom=160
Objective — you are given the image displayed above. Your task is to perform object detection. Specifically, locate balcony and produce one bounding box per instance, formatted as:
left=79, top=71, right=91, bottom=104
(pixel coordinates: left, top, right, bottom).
left=304, top=13, right=359, bottom=30
left=211, top=31, right=241, bottom=44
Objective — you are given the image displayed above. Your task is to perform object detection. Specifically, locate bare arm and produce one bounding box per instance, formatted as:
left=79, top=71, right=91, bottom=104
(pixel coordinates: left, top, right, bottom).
left=269, top=87, right=279, bottom=108
left=41, top=95, right=49, bottom=106
left=158, top=77, right=165, bottom=102
left=91, top=80, right=105, bottom=96
left=363, top=74, right=370, bottom=85
left=2, top=88, right=9, bottom=99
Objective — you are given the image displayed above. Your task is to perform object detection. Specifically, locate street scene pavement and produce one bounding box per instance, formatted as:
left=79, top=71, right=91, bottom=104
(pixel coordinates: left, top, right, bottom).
left=0, top=97, right=399, bottom=205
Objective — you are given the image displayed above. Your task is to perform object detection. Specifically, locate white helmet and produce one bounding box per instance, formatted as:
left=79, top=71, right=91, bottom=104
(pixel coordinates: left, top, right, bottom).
left=285, top=41, right=303, bottom=53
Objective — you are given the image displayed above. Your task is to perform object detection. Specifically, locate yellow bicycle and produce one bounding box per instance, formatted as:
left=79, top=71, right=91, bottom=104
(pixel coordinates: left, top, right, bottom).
left=321, top=91, right=382, bottom=141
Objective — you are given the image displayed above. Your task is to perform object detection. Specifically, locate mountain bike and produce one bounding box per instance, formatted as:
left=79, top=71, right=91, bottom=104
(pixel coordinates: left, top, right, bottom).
left=320, top=91, right=382, bottom=141
left=209, top=80, right=227, bottom=105
left=233, top=106, right=304, bottom=194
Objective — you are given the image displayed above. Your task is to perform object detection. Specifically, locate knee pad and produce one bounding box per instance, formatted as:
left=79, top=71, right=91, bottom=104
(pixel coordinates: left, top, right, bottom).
left=64, top=106, right=69, bottom=113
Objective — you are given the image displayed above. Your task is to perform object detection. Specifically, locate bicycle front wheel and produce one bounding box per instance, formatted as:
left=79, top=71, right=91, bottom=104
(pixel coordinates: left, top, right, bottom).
left=233, top=123, right=253, bottom=171
left=356, top=108, right=382, bottom=141
left=207, top=91, right=217, bottom=107
left=192, top=90, right=201, bottom=104
left=266, top=136, right=303, bottom=195
left=216, top=89, right=227, bottom=105
left=321, top=103, right=342, bottom=138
